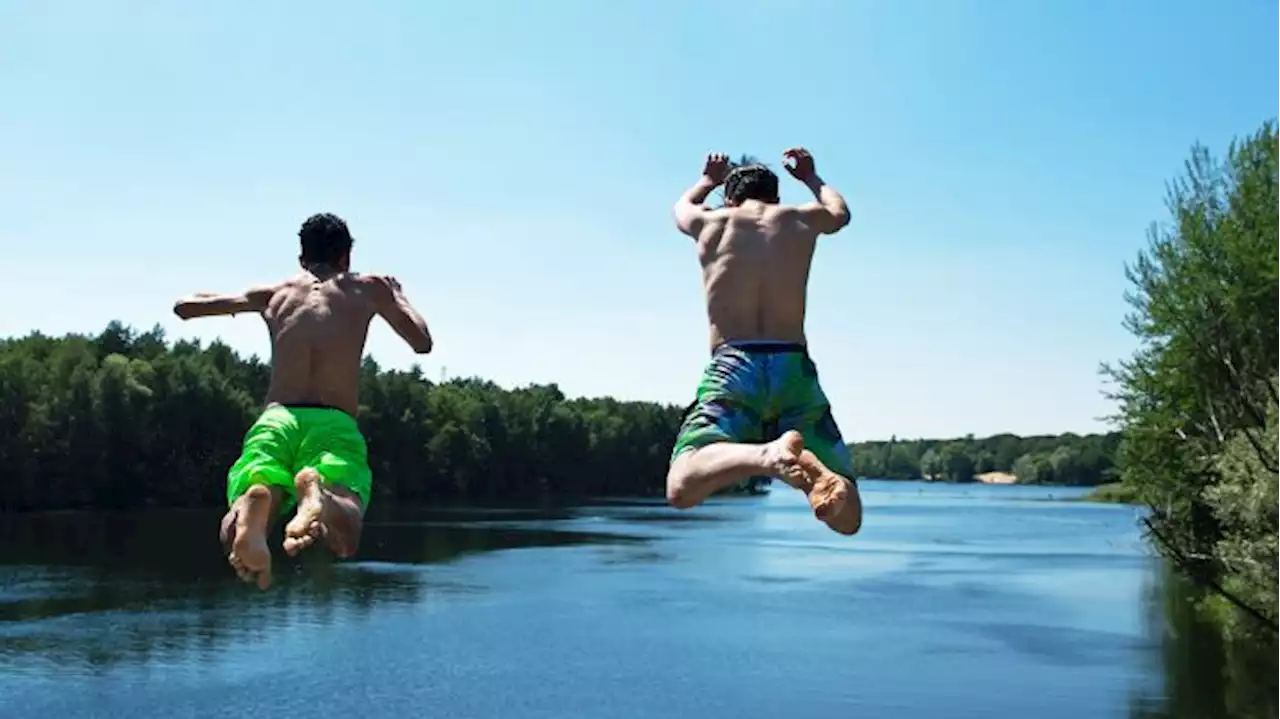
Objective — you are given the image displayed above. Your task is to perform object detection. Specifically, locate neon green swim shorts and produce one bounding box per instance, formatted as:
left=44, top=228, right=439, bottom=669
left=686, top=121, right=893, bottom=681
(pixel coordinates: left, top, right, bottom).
left=226, top=403, right=373, bottom=514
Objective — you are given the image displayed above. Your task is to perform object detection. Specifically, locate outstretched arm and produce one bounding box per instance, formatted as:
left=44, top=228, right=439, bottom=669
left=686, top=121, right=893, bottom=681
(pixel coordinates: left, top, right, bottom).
left=673, top=152, right=730, bottom=238
left=370, top=275, right=433, bottom=354
left=784, top=147, right=850, bottom=235
left=173, top=285, right=277, bottom=320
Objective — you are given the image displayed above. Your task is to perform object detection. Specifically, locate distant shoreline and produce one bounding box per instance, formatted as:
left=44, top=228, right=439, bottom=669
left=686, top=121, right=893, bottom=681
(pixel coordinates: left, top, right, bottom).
left=862, top=472, right=1095, bottom=488
left=1078, top=482, right=1141, bottom=505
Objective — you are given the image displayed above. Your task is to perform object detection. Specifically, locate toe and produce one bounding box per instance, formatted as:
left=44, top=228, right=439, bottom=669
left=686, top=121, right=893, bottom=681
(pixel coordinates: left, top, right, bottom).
left=284, top=534, right=315, bottom=556
left=292, top=534, right=315, bottom=553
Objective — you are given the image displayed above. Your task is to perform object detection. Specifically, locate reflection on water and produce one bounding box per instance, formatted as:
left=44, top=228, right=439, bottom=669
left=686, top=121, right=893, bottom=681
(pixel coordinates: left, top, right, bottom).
left=0, top=483, right=1273, bottom=718
left=1129, top=567, right=1278, bottom=719
left=0, top=507, right=644, bottom=673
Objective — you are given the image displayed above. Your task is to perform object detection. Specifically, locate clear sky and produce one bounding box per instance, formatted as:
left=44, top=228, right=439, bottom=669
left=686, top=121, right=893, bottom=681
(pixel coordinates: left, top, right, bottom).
left=1, top=0, right=1275, bottom=441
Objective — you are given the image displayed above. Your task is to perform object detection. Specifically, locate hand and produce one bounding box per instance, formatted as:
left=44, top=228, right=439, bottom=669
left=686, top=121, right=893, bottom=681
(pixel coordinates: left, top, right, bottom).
left=782, top=147, right=818, bottom=182
left=701, top=152, right=730, bottom=186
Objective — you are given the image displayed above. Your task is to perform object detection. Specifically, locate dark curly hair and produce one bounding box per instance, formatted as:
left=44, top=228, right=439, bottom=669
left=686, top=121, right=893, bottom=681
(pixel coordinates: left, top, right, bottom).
left=723, top=156, right=779, bottom=205
left=298, top=213, right=353, bottom=265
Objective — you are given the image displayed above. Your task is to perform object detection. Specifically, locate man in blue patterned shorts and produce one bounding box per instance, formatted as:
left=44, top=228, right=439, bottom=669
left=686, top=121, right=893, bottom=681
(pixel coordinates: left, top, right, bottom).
left=667, top=148, right=862, bottom=535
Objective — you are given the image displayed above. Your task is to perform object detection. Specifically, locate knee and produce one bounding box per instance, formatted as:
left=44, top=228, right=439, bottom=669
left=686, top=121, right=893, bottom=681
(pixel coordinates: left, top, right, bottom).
left=665, top=470, right=698, bottom=510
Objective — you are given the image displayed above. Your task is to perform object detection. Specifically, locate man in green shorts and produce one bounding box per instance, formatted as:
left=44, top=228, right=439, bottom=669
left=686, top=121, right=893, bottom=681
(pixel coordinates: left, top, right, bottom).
left=173, top=212, right=434, bottom=589
left=667, top=148, right=862, bottom=535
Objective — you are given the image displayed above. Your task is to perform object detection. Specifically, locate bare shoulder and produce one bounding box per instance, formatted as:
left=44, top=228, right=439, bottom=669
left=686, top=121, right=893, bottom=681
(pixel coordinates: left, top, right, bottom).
left=762, top=204, right=805, bottom=227
left=246, top=280, right=288, bottom=302
left=696, top=207, right=733, bottom=231
left=767, top=204, right=805, bottom=220
left=351, top=273, right=401, bottom=304
left=354, top=272, right=396, bottom=291
left=769, top=204, right=821, bottom=232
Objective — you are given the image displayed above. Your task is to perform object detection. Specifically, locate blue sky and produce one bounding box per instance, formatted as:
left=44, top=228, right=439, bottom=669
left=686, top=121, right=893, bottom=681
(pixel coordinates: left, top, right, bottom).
left=1, top=0, right=1275, bottom=441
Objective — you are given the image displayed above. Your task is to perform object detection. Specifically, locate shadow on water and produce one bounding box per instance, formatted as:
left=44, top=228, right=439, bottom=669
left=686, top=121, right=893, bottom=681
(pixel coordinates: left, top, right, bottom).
left=1128, top=566, right=1278, bottom=719
left=0, top=506, right=646, bottom=672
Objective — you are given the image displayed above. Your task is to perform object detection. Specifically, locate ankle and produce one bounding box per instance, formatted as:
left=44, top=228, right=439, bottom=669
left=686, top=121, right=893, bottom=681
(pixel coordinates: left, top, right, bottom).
left=752, top=444, right=774, bottom=474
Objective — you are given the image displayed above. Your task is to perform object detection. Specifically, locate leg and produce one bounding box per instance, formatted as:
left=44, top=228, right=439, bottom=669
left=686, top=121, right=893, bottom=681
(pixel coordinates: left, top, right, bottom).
left=283, top=468, right=366, bottom=558
left=777, top=353, right=863, bottom=535
left=666, top=347, right=781, bottom=508
left=797, top=449, right=863, bottom=535
left=667, top=430, right=809, bottom=509
left=222, top=408, right=302, bottom=588
left=285, top=409, right=374, bottom=558
left=219, top=484, right=283, bottom=589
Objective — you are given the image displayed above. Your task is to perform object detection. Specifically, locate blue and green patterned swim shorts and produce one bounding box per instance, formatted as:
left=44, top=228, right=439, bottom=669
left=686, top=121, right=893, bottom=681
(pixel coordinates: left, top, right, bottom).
left=670, top=341, right=855, bottom=480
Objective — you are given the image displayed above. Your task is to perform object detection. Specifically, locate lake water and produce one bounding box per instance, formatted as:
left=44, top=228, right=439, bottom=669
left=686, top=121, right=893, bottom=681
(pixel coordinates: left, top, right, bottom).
left=0, top=481, right=1216, bottom=718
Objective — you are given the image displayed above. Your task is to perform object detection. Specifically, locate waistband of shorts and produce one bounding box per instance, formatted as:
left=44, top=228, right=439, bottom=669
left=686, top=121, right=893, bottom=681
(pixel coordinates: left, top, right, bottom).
left=713, top=340, right=809, bottom=356
left=269, top=402, right=354, bottom=418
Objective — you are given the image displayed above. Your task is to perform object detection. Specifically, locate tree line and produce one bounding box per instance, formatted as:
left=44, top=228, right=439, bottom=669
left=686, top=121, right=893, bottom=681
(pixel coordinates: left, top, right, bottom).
left=0, top=320, right=1122, bottom=513
left=850, top=432, right=1119, bottom=485
left=1105, top=120, right=1276, bottom=676
left=0, top=324, right=686, bottom=512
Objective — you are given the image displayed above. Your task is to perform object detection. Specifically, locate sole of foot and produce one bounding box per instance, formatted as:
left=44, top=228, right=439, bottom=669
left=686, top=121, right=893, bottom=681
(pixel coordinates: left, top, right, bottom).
left=227, top=484, right=274, bottom=590
left=797, top=449, right=860, bottom=534
left=283, top=469, right=331, bottom=557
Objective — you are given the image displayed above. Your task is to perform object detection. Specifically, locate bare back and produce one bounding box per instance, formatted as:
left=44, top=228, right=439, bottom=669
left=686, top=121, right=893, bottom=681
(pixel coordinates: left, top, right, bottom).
left=693, top=201, right=820, bottom=349
left=260, top=272, right=382, bottom=416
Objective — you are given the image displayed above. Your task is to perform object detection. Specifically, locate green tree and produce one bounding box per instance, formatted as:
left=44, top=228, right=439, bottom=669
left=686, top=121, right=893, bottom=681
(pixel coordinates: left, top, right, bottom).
left=1012, top=453, right=1052, bottom=485
left=1105, top=121, right=1278, bottom=641
left=939, top=443, right=975, bottom=483
left=919, top=448, right=943, bottom=480
left=0, top=325, right=689, bottom=512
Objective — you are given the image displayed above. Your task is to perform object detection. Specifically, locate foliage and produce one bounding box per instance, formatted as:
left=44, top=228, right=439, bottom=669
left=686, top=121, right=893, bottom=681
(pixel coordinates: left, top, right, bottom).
left=1104, top=121, right=1278, bottom=637
left=850, top=432, right=1120, bottom=485
left=1084, top=482, right=1141, bottom=505
left=0, top=322, right=687, bottom=511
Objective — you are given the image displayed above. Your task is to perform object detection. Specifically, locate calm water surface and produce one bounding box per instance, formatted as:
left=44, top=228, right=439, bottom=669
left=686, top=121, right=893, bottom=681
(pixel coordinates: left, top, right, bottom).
left=0, top=481, right=1185, bottom=718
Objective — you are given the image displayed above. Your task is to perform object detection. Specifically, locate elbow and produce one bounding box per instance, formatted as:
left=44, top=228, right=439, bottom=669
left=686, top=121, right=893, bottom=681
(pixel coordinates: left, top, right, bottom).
left=671, top=206, right=688, bottom=233
left=826, top=209, right=851, bottom=234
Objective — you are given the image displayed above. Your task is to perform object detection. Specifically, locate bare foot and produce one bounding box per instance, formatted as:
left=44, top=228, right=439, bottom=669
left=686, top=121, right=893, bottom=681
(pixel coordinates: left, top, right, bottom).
left=226, top=484, right=274, bottom=590
left=796, top=450, right=861, bottom=534
left=760, top=430, right=809, bottom=491
left=810, top=474, right=849, bottom=520
left=282, top=469, right=364, bottom=558
left=283, top=469, right=330, bottom=557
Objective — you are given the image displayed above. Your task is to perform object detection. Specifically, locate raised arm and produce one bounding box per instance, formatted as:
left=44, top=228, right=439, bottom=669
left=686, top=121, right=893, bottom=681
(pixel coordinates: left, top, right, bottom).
left=173, top=284, right=278, bottom=320
left=783, top=147, right=850, bottom=235
left=673, top=152, right=730, bottom=238
left=369, top=275, right=433, bottom=354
